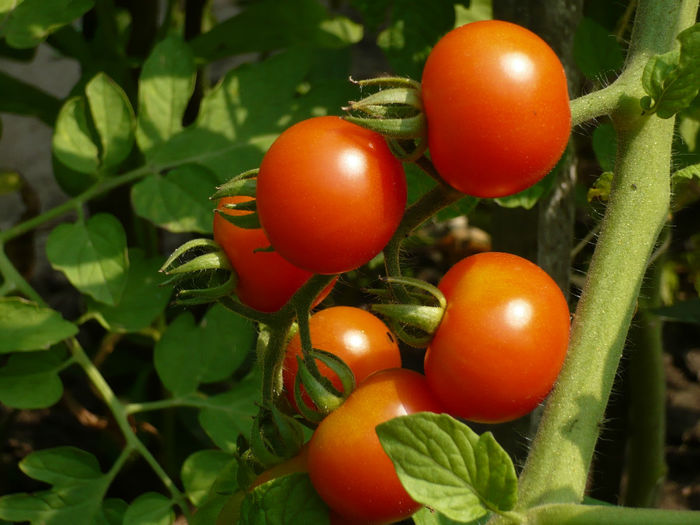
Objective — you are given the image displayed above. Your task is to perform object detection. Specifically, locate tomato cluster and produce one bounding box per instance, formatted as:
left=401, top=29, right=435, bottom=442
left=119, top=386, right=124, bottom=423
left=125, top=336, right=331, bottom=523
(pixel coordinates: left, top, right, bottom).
left=204, top=19, right=572, bottom=525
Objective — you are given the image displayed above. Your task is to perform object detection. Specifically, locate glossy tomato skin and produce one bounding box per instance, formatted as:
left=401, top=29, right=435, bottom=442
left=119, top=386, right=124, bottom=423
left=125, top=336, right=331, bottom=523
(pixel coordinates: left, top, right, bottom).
left=283, top=306, right=402, bottom=412
left=308, top=368, right=444, bottom=524
left=213, top=196, right=335, bottom=312
left=256, top=116, right=407, bottom=275
left=421, top=20, right=571, bottom=198
left=424, top=252, right=570, bottom=423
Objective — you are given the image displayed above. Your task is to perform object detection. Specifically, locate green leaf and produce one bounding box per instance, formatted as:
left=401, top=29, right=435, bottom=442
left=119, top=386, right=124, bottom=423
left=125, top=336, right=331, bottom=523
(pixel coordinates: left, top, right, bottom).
left=0, top=447, right=111, bottom=524
left=46, top=213, right=129, bottom=306
left=592, top=123, right=617, bottom=172
left=136, top=35, right=196, bottom=154
left=182, top=450, right=236, bottom=506
left=0, top=348, right=66, bottom=408
left=641, top=24, right=700, bottom=118
left=239, top=473, right=329, bottom=525
left=672, top=162, right=700, bottom=183
left=198, top=371, right=261, bottom=453
left=154, top=303, right=255, bottom=395
left=454, top=0, right=492, bottom=26
left=376, top=412, right=518, bottom=523
left=377, top=0, right=455, bottom=79
left=189, top=457, right=249, bottom=525
left=3, top=0, right=94, bottom=48
left=652, top=298, right=700, bottom=324
left=149, top=46, right=351, bottom=180
left=85, top=72, right=135, bottom=172
left=315, top=16, right=363, bottom=49
left=494, top=169, right=557, bottom=210
left=573, top=17, right=624, bottom=79
left=53, top=152, right=99, bottom=196
left=413, top=506, right=490, bottom=525
left=52, top=96, right=100, bottom=174
left=0, top=69, right=61, bottom=125
left=587, top=171, right=614, bottom=202
left=96, top=499, right=128, bottom=525
left=0, top=298, right=77, bottom=352
left=123, top=493, right=174, bottom=525
left=85, top=249, right=171, bottom=333
left=131, top=164, right=218, bottom=234
left=189, top=0, right=358, bottom=62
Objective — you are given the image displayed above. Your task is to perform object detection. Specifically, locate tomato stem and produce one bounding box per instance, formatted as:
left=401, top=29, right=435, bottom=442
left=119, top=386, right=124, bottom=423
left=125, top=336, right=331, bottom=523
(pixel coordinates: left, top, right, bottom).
left=513, top=0, right=698, bottom=510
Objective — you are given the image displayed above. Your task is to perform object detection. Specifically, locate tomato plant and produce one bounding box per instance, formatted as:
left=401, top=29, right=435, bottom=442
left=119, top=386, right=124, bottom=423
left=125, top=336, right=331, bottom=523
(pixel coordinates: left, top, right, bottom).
left=424, top=252, right=571, bottom=423
left=213, top=195, right=335, bottom=312
left=307, top=368, right=444, bottom=524
left=249, top=444, right=310, bottom=490
left=283, top=306, right=402, bottom=412
left=421, top=20, right=571, bottom=198
left=256, top=116, right=407, bottom=275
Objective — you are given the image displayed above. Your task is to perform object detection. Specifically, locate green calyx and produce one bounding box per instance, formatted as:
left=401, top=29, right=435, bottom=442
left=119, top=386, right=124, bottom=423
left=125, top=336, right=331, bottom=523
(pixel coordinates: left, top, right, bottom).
left=210, top=168, right=259, bottom=200
left=159, top=238, right=237, bottom=305
left=249, top=405, right=305, bottom=468
left=211, top=168, right=261, bottom=230
left=371, top=276, right=446, bottom=348
left=294, top=349, right=356, bottom=424
left=344, top=75, right=427, bottom=161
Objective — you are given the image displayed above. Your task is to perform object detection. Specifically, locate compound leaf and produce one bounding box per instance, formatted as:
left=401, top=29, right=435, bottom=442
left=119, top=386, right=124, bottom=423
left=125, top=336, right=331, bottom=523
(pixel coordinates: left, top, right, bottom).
left=376, top=412, right=517, bottom=524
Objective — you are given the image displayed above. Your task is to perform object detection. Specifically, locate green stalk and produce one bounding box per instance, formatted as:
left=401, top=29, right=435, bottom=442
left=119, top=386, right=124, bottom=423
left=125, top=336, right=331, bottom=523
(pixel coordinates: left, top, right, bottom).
left=0, top=244, right=44, bottom=303
left=68, top=339, right=190, bottom=518
left=515, top=0, right=698, bottom=509
left=528, top=503, right=700, bottom=525
left=0, top=165, right=150, bottom=244
left=383, top=176, right=462, bottom=298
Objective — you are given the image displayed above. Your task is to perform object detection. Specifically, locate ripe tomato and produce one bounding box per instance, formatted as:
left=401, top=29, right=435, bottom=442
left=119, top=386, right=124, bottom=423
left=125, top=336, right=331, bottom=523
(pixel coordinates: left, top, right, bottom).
left=308, top=368, right=444, bottom=524
left=283, top=306, right=402, bottom=412
left=213, top=196, right=335, bottom=312
left=424, top=252, right=570, bottom=423
left=421, top=20, right=571, bottom=198
left=256, top=116, right=407, bottom=275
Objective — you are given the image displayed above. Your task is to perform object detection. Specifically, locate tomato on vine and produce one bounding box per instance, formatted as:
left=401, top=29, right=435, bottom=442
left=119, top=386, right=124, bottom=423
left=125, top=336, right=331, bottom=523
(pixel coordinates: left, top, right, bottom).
left=213, top=195, right=334, bottom=312
left=424, top=252, right=571, bottom=423
left=256, top=116, right=407, bottom=275
left=308, top=368, right=444, bottom=524
left=421, top=20, right=571, bottom=198
left=283, top=306, right=402, bottom=412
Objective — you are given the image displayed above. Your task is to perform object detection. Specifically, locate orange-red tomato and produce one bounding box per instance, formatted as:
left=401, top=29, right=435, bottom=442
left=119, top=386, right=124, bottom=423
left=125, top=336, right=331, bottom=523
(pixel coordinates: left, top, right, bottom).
left=421, top=20, right=571, bottom=198
left=256, top=116, right=407, bottom=275
left=424, top=252, right=571, bottom=423
left=283, top=306, right=402, bottom=412
left=213, top=196, right=334, bottom=312
left=308, top=369, right=444, bottom=524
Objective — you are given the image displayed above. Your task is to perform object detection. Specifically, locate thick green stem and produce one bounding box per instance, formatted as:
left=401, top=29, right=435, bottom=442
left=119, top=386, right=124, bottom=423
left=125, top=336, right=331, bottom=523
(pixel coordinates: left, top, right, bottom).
left=515, top=0, right=697, bottom=509
left=527, top=503, right=700, bottom=525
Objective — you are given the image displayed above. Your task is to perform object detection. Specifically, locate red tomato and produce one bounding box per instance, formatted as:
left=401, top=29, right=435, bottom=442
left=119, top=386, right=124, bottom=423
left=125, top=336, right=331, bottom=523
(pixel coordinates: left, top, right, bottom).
left=256, top=116, right=407, bottom=275
left=421, top=20, right=571, bottom=198
left=308, top=368, right=444, bottom=524
left=424, top=252, right=570, bottom=423
left=283, top=306, right=402, bottom=412
left=213, top=196, right=335, bottom=312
